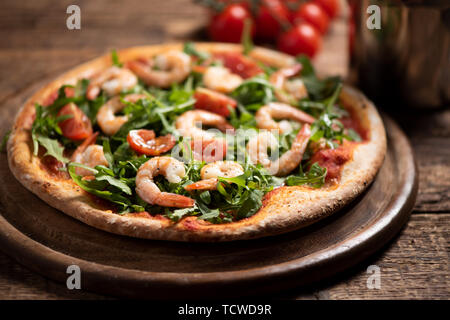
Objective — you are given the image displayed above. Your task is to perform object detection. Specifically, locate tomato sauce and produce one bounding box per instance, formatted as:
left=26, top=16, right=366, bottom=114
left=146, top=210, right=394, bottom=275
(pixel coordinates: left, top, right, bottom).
left=309, top=141, right=356, bottom=182
left=309, top=107, right=367, bottom=183
left=340, top=107, right=369, bottom=141
left=40, top=155, right=68, bottom=179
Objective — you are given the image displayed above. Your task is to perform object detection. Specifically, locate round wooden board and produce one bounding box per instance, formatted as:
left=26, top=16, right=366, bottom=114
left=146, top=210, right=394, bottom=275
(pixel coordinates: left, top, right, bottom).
left=0, top=112, right=417, bottom=298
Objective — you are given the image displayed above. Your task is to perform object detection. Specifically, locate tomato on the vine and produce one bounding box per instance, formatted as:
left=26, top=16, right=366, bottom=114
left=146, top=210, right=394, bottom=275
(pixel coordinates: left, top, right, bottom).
left=57, top=103, right=93, bottom=141
left=277, top=22, right=322, bottom=57
left=314, top=0, right=339, bottom=19
left=294, top=2, right=330, bottom=34
left=254, top=0, right=290, bottom=40
left=208, top=3, right=254, bottom=43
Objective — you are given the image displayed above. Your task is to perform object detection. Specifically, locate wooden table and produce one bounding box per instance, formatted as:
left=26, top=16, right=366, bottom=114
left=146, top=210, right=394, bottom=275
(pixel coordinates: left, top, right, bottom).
left=0, top=0, right=448, bottom=299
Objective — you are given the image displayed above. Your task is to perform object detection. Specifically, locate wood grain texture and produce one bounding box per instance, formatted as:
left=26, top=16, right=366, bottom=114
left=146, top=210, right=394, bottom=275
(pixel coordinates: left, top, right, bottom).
left=0, top=214, right=447, bottom=300
left=0, top=0, right=448, bottom=299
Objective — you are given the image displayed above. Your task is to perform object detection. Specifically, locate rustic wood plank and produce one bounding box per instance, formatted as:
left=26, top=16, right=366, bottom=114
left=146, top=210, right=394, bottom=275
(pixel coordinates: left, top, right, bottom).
left=395, top=110, right=450, bottom=213
left=287, top=213, right=450, bottom=300
left=0, top=0, right=207, bottom=49
left=0, top=253, right=108, bottom=300
left=0, top=214, right=447, bottom=300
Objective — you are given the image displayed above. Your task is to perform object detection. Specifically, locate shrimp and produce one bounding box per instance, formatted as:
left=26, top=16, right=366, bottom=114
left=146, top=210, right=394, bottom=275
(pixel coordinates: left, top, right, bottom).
left=176, top=110, right=234, bottom=162
left=184, top=161, right=244, bottom=191
left=135, top=157, right=195, bottom=208
left=203, top=66, right=243, bottom=93
left=71, top=132, right=109, bottom=176
left=96, top=93, right=147, bottom=136
left=127, top=51, right=191, bottom=88
left=270, top=64, right=308, bottom=105
left=86, top=66, right=138, bottom=100
left=175, top=110, right=234, bottom=140
left=255, top=102, right=315, bottom=133
left=246, top=124, right=311, bottom=176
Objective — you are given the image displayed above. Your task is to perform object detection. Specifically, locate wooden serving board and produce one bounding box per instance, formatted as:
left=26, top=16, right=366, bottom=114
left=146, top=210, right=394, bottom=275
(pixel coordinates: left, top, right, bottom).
left=0, top=111, right=417, bottom=298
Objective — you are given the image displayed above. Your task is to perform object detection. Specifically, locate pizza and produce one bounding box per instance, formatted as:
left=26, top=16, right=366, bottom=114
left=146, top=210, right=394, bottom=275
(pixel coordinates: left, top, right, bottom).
left=7, top=43, right=386, bottom=242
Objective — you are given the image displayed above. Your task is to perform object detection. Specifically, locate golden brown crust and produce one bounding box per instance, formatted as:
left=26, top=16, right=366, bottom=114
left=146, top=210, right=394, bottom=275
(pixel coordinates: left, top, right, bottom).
left=7, top=43, right=387, bottom=242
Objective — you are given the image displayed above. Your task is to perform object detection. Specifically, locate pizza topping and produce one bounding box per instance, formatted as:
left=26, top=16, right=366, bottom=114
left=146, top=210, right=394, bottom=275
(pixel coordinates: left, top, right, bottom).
left=127, top=129, right=176, bottom=156
left=255, top=102, right=315, bottom=133
left=194, top=87, right=237, bottom=117
left=71, top=132, right=109, bottom=176
left=97, top=94, right=147, bottom=136
left=247, top=124, right=311, bottom=176
left=211, top=52, right=263, bottom=79
left=40, top=155, right=67, bottom=178
left=184, top=161, right=244, bottom=191
left=135, top=157, right=195, bottom=208
left=127, top=51, right=191, bottom=88
left=86, top=66, right=138, bottom=100
left=309, top=141, right=355, bottom=182
left=44, top=87, right=75, bottom=107
left=57, top=103, right=93, bottom=141
left=269, top=64, right=308, bottom=105
left=203, top=66, right=244, bottom=93
left=190, top=138, right=228, bottom=163
left=27, top=45, right=369, bottom=223
left=339, top=108, right=368, bottom=141
left=285, top=162, right=328, bottom=188
left=175, top=109, right=234, bottom=140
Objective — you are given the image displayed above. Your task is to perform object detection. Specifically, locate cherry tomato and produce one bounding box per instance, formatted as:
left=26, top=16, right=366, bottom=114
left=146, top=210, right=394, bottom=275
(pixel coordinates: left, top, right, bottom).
left=277, top=22, right=322, bottom=58
left=208, top=4, right=254, bottom=43
left=314, top=0, right=339, bottom=19
left=194, top=88, right=237, bottom=117
left=212, top=52, right=263, bottom=79
left=57, top=103, right=93, bottom=141
left=127, top=129, right=176, bottom=156
left=254, top=0, right=290, bottom=40
left=294, top=2, right=330, bottom=34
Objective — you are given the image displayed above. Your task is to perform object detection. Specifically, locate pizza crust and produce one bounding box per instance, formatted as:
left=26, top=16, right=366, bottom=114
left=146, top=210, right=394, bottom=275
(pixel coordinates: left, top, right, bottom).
left=7, top=43, right=386, bottom=242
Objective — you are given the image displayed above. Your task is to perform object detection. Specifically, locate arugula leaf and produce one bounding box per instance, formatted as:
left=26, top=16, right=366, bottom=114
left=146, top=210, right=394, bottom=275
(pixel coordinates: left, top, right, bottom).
left=346, top=129, right=362, bottom=142
left=33, top=133, right=69, bottom=163
left=166, top=206, right=198, bottom=222
left=113, top=91, right=193, bottom=139
left=96, top=175, right=132, bottom=195
left=196, top=201, right=221, bottom=221
left=236, top=189, right=263, bottom=219
left=286, top=162, right=327, bottom=188
left=231, top=76, right=274, bottom=106
left=296, top=55, right=341, bottom=101
left=102, top=138, right=114, bottom=168
left=183, top=42, right=210, bottom=63
left=68, top=163, right=143, bottom=213
left=111, top=49, right=123, bottom=67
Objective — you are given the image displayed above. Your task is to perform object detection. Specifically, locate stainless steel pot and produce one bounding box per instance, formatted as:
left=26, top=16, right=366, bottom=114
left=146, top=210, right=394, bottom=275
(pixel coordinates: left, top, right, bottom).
left=349, top=0, right=450, bottom=108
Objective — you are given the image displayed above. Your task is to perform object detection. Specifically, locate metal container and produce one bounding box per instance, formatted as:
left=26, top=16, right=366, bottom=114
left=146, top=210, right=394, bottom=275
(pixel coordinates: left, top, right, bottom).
left=349, top=0, right=450, bottom=108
